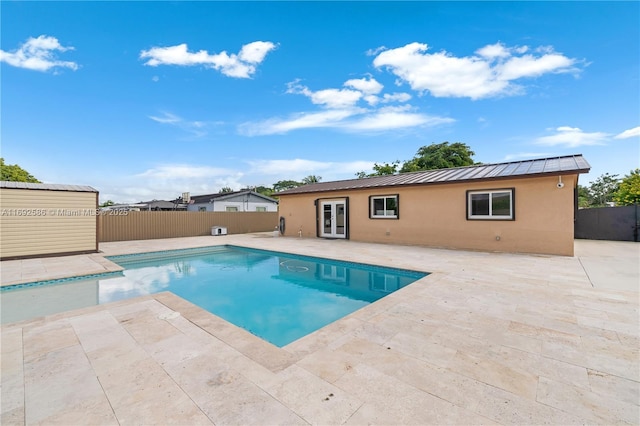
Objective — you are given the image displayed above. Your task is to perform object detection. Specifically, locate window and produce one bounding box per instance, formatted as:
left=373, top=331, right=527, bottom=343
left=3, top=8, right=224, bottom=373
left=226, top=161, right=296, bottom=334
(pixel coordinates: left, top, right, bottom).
left=255, top=206, right=267, bottom=212
left=370, top=195, right=399, bottom=219
left=225, top=206, right=238, bottom=212
left=198, top=207, right=207, bottom=212
left=467, top=189, right=514, bottom=220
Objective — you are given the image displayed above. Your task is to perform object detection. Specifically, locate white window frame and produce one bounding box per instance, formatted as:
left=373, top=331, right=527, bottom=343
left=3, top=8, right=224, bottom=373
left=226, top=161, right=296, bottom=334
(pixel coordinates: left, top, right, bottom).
left=370, top=195, right=399, bottom=219
left=255, top=206, right=267, bottom=212
left=225, top=206, right=239, bottom=212
left=467, top=189, right=514, bottom=220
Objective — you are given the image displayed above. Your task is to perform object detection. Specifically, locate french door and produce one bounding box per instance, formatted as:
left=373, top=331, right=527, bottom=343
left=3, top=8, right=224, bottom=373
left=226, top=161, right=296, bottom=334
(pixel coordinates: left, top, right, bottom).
left=320, top=200, right=347, bottom=239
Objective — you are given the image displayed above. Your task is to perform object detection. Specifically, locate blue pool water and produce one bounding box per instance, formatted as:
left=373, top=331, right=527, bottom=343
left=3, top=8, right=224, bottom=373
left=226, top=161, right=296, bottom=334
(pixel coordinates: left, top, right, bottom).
left=1, top=246, right=428, bottom=346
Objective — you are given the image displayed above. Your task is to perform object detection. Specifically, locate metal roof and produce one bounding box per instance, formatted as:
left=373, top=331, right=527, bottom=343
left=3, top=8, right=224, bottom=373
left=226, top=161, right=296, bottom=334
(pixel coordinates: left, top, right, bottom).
left=276, top=154, right=590, bottom=196
left=0, top=181, right=98, bottom=192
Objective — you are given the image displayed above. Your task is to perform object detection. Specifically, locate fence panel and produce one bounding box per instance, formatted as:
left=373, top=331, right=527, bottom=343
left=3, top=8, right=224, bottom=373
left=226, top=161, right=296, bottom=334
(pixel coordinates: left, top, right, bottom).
left=99, top=211, right=279, bottom=242
left=575, top=205, right=639, bottom=242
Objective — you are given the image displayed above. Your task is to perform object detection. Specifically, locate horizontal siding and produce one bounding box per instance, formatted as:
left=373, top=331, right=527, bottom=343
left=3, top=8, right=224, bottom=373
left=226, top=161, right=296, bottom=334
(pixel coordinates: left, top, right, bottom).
left=0, top=188, right=97, bottom=258
left=99, top=211, right=279, bottom=242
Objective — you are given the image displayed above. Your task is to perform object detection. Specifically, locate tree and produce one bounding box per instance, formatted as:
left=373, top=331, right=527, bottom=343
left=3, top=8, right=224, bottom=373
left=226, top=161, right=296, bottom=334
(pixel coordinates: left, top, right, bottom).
left=219, top=187, right=233, bottom=193
left=400, top=142, right=476, bottom=172
left=588, top=173, right=620, bottom=207
left=613, top=169, right=640, bottom=206
left=100, top=200, right=115, bottom=208
left=301, top=175, right=322, bottom=184
left=371, top=161, right=400, bottom=176
left=356, top=161, right=400, bottom=178
left=0, top=158, right=41, bottom=183
left=577, top=185, right=591, bottom=208
left=253, top=185, right=274, bottom=197
left=272, top=180, right=301, bottom=192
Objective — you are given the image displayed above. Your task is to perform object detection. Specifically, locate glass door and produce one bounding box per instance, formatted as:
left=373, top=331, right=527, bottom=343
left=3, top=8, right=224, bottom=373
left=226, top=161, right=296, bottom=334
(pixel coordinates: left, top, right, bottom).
left=320, top=200, right=346, bottom=238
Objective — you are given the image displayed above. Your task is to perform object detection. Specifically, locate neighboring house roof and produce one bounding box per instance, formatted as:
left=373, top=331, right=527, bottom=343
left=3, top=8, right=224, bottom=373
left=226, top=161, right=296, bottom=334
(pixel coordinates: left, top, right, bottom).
left=276, top=154, right=591, bottom=196
left=189, top=190, right=278, bottom=204
left=140, top=200, right=186, bottom=210
left=0, top=181, right=98, bottom=192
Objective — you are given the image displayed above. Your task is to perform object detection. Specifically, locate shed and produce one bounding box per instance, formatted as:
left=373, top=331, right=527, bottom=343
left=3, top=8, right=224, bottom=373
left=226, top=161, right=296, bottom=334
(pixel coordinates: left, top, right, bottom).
left=0, top=181, right=99, bottom=259
left=275, top=154, right=590, bottom=256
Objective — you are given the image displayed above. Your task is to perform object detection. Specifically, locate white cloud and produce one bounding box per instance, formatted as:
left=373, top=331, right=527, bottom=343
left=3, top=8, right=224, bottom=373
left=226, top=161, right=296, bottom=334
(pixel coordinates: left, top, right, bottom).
left=534, top=126, right=610, bottom=148
left=238, top=109, right=360, bottom=136
left=100, top=157, right=378, bottom=203
left=239, top=41, right=278, bottom=63
left=243, top=76, right=449, bottom=136
left=139, top=41, right=276, bottom=78
left=373, top=42, right=581, bottom=99
left=136, top=164, right=234, bottom=180
left=503, top=152, right=553, bottom=161
left=246, top=159, right=375, bottom=180
left=148, top=112, right=217, bottom=138
left=149, top=112, right=181, bottom=124
left=476, top=43, right=511, bottom=59
left=366, top=46, right=387, bottom=56
left=286, top=80, right=363, bottom=109
left=344, top=77, right=383, bottom=95
left=97, top=163, right=246, bottom=204
left=381, top=92, right=411, bottom=103
left=497, top=53, right=576, bottom=80
left=0, top=35, right=78, bottom=72
left=614, top=126, right=640, bottom=139
left=345, top=105, right=454, bottom=131
left=239, top=107, right=452, bottom=136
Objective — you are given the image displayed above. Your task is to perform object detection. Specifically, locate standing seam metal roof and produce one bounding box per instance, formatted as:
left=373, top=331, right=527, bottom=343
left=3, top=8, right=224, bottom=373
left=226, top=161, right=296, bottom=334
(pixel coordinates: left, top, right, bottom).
left=0, top=181, right=98, bottom=192
left=276, top=154, right=590, bottom=196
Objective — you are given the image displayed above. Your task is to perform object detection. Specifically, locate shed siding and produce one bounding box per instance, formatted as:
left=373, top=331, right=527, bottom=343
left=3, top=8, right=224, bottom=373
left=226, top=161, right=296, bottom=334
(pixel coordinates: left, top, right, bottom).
left=0, top=188, right=98, bottom=259
left=278, top=174, right=578, bottom=256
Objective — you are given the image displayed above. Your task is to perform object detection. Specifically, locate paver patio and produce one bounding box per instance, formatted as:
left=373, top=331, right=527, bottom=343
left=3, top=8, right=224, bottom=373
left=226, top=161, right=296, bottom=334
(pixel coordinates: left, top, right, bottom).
left=1, top=234, right=638, bottom=425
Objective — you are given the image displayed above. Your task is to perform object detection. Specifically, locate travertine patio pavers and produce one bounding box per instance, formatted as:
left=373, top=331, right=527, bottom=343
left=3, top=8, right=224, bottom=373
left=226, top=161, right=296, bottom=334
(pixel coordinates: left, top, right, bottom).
left=1, top=235, right=638, bottom=425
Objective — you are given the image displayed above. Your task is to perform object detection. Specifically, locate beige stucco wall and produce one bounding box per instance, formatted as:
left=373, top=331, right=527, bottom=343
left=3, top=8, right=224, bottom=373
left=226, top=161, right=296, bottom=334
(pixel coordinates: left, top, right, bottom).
left=0, top=188, right=98, bottom=259
left=278, top=174, right=579, bottom=256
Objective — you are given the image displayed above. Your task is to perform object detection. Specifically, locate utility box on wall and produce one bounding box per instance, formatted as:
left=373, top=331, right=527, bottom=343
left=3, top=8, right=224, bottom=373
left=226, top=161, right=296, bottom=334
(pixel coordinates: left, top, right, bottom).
left=0, top=181, right=99, bottom=259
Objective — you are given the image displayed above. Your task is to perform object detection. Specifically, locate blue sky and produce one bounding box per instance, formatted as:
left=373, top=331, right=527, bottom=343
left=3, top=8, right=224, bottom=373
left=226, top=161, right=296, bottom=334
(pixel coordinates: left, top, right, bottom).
left=2, top=1, right=638, bottom=203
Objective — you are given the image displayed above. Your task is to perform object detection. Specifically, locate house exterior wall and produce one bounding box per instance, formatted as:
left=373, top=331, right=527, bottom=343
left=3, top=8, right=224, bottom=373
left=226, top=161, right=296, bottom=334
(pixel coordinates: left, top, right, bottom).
left=0, top=188, right=99, bottom=259
left=188, top=194, right=278, bottom=212
left=277, top=174, right=578, bottom=256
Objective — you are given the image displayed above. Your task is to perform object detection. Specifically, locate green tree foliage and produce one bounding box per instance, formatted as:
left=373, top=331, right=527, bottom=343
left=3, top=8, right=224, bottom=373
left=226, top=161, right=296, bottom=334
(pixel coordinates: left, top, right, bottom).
left=577, top=185, right=591, bottom=208
left=356, top=143, right=476, bottom=178
left=588, top=173, right=620, bottom=207
left=356, top=161, right=400, bottom=178
left=253, top=185, right=274, bottom=197
left=219, top=187, right=234, bottom=193
left=100, top=200, right=115, bottom=208
left=0, top=158, right=41, bottom=183
left=613, top=169, right=640, bottom=206
left=370, top=161, right=400, bottom=176
left=301, top=175, right=322, bottom=184
left=400, top=142, right=476, bottom=173
left=272, top=180, right=301, bottom=192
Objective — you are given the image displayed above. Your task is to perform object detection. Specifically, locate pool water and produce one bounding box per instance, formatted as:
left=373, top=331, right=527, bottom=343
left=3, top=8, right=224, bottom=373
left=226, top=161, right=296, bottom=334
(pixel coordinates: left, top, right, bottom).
left=1, top=246, right=428, bottom=346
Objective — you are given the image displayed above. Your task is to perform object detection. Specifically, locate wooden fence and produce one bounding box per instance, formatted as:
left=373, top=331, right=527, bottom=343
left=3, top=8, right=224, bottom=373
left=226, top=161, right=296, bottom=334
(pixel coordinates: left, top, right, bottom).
left=98, top=211, right=279, bottom=242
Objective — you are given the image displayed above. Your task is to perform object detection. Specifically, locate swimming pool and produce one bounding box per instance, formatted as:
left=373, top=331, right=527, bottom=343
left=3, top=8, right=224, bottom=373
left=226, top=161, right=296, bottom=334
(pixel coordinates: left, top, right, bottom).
left=1, top=245, right=428, bottom=346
